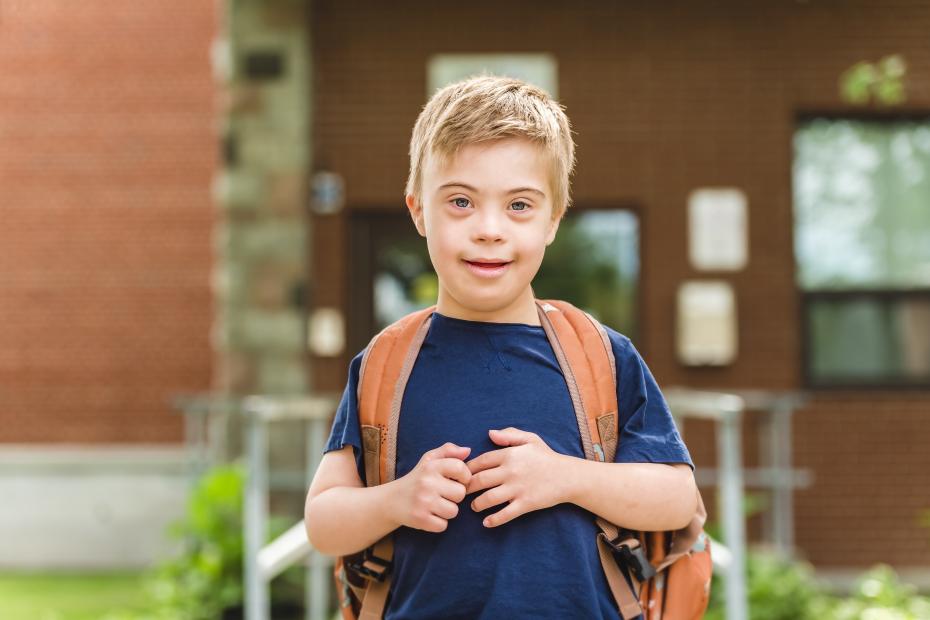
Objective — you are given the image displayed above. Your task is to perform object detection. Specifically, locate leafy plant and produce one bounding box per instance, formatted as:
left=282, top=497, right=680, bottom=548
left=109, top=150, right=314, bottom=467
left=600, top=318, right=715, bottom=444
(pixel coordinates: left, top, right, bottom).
left=704, top=492, right=834, bottom=619
left=103, top=462, right=304, bottom=620
left=840, top=54, right=907, bottom=105
left=704, top=546, right=830, bottom=620
left=150, top=463, right=248, bottom=619
left=704, top=498, right=930, bottom=619
left=825, top=564, right=930, bottom=620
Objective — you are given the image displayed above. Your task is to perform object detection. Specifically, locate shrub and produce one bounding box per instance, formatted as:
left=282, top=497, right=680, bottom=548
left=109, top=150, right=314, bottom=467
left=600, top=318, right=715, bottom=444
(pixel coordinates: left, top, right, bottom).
left=103, top=462, right=304, bottom=620
left=826, top=564, right=930, bottom=620
left=705, top=546, right=830, bottom=620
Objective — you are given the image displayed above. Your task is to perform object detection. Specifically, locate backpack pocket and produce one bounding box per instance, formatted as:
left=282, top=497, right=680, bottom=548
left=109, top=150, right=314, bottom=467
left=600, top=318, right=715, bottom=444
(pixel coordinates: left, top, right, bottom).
left=659, top=534, right=713, bottom=620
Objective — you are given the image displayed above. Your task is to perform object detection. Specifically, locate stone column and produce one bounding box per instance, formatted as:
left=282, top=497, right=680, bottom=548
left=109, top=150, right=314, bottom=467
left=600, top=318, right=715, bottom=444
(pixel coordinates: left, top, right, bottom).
left=212, top=0, right=313, bottom=469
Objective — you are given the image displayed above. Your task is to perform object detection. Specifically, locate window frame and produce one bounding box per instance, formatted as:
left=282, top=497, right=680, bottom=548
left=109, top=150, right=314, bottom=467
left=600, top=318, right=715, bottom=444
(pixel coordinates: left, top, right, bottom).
left=794, top=110, right=930, bottom=390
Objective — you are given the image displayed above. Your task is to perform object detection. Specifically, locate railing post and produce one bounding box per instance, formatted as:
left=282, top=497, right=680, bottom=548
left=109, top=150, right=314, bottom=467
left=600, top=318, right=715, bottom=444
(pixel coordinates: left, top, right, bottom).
left=718, top=404, right=748, bottom=620
left=306, top=415, right=330, bottom=620
left=244, top=410, right=270, bottom=620
left=771, top=399, right=796, bottom=558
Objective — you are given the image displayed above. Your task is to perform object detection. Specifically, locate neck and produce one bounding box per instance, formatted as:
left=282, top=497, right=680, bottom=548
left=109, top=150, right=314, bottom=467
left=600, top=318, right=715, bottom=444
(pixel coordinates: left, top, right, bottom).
left=435, top=288, right=541, bottom=326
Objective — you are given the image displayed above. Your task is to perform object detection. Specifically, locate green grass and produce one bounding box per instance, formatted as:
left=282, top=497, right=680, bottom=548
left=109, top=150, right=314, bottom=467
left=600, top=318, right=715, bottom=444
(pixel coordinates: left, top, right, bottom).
left=0, top=572, right=150, bottom=620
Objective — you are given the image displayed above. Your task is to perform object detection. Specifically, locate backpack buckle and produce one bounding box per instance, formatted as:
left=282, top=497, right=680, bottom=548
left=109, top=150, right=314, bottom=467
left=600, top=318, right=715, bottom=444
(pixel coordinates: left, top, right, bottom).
left=607, top=536, right=657, bottom=582
left=345, top=546, right=392, bottom=583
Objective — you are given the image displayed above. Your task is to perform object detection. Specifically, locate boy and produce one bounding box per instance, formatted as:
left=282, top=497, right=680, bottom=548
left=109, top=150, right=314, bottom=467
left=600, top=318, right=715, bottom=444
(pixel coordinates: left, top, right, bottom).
left=305, top=74, right=697, bottom=619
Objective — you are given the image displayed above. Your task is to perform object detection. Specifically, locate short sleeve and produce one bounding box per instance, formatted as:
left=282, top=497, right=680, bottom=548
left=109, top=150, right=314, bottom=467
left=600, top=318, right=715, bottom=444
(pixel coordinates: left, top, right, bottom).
left=323, top=347, right=367, bottom=484
left=607, top=329, right=694, bottom=471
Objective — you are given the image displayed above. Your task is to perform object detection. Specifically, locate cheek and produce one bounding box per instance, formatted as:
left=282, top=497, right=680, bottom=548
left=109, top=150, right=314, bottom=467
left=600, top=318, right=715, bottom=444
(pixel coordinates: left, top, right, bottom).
left=520, top=229, right=551, bottom=258
left=424, top=229, right=457, bottom=272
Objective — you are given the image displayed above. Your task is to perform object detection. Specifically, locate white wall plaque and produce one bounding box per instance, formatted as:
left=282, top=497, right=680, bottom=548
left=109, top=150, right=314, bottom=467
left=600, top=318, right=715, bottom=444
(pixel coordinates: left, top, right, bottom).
left=676, top=280, right=738, bottom=366
left=308, top=307, right=345, bottom=357
left=688, top=188, right=748, bottom=271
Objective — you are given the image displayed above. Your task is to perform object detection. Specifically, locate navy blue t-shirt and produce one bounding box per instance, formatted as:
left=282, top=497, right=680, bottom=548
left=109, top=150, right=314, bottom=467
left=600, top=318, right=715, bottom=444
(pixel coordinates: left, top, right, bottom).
left=323, top=311, right=694, bottom=620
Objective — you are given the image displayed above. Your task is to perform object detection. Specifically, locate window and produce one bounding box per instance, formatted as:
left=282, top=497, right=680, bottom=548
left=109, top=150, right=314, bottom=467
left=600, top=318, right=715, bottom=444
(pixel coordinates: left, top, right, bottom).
left=427, top=53, right=558, bottom=99
left=793, top=116, right=930, bottom=388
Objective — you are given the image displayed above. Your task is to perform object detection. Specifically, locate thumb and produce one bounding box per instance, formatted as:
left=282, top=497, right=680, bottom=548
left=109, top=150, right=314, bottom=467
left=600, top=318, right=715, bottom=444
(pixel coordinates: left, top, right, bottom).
left=489, top=427, right=536, bottom=447
left=426, top=442, right=471, bottom=461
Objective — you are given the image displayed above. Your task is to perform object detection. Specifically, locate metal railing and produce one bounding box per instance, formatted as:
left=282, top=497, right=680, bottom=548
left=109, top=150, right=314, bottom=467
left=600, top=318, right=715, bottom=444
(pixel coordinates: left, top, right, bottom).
left=664, top=387, right=812, bottom=620
left=240, top=394, right=339, bottom=620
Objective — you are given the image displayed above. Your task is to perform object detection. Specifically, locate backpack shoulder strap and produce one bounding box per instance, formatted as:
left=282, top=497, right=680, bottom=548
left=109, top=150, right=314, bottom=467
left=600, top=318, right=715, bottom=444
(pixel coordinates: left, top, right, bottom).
left=535, top=298, right=645, bottom=620
left=357, top=305, right=436, bottom=486
left=352, top=305, right=435, bottom=620
left=535, top=298, right=618, bottom=462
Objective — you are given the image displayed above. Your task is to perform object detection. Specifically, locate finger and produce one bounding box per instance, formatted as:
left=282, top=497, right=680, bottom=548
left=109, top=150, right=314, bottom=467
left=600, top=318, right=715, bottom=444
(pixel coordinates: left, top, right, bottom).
left=437, top=458, right=472, bottom=486
left=439, top=479, right=467, bottom=503
left=465, top=449, right=506, bottom=474
left=465, top=467, right=506, bottom=495
left=471, top=485, right=513, bottom=513
left=431, top=497, right=459, bottom=520
left=489, top=427, right=537, bottom=447
left=423, top=514, right=448, bottom=533
left=424, top=442, right=471, bottom=462
left=482, top=501, right=525, bottom=528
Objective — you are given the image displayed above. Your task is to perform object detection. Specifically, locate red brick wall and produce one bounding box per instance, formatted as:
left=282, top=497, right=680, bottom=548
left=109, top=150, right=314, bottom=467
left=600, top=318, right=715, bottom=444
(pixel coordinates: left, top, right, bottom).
left=0, top=1, right=218, bottom=443
left=310, top=0, right=930, bottom=567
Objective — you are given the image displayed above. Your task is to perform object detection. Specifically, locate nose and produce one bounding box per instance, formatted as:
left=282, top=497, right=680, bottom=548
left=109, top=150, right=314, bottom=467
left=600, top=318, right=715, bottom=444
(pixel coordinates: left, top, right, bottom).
left=471, top=208, right=506, bottom=243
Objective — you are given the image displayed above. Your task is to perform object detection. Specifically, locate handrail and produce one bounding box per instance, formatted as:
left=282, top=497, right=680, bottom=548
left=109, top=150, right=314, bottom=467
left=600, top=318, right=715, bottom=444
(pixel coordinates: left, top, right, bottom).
left=258, top=520, right=313, bottom=582
left=664, top=387, right=748, bottom=620
left=663, top=387, right=811, bottom=620
left=240, top=394, right=340, bottom=620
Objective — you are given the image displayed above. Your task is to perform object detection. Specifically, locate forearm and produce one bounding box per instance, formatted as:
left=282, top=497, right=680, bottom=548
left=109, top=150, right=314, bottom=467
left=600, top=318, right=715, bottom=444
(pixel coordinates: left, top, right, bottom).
left=557, top=455, right=696, bottom=531
left=305, top=482, right=400, bottom=557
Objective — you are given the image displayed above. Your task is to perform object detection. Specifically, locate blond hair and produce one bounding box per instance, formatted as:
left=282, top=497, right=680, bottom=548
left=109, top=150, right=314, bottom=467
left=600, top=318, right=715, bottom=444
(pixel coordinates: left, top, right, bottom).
left=405, top=73, right=576, bottom=220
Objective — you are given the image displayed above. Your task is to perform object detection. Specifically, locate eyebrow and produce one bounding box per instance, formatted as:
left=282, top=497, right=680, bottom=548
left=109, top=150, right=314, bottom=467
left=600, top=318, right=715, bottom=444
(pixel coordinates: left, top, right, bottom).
left=437, top=182, right=547, bottom=198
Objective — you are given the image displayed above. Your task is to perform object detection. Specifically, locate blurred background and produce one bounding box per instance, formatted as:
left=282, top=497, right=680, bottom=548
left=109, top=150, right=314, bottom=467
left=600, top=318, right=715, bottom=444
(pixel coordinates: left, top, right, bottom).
left=1, top=0, right=929, bottom=618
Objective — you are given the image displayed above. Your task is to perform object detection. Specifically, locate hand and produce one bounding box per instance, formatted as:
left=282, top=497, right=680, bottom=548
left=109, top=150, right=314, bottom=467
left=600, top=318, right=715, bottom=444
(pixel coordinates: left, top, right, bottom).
left=465, top=427, right=569, bottom=528
left=390, top=442, right=472, bottom=533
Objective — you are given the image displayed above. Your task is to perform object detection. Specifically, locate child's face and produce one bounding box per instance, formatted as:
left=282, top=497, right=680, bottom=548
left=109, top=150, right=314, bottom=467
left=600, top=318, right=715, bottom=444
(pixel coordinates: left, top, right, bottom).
left=405, top=136, right=560, bottom=322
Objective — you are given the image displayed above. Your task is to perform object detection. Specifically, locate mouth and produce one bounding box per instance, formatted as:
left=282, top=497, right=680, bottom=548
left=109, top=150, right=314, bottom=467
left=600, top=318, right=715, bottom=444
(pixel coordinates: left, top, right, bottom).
left=463, top=259, right=512, bottom=278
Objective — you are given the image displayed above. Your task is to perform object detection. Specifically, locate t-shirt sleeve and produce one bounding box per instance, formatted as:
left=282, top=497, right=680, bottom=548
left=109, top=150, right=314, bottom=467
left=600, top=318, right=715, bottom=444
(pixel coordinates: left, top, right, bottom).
left=608, top=329, right=694, bottom=471
left=323, top=347, right=368, bottom=484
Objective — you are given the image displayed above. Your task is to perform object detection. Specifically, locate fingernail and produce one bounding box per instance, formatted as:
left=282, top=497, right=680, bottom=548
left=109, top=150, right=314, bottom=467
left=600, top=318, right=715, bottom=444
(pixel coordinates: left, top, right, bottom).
left=483, top=518, right=490, bottom=527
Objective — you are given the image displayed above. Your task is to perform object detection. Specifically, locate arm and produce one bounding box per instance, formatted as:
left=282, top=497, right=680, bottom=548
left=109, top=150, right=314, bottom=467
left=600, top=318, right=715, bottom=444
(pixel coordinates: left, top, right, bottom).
left=467, top=428, right=696, bottom=531
left=559, top=457, right=697, bottom=531
left=304, top=446, right=402, bottom=557
left=305, top=443, right=473, bottom=557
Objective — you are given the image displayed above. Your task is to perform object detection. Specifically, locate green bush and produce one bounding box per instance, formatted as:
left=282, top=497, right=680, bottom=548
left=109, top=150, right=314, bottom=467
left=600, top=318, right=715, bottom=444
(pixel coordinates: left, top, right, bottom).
left=705, top=548, right=930, bottom=620
left=151, top=463, right=248, bottom=618
left=824, top=564, right=930, bottom=620
left=104, top=462, right=304, bottom=620
left=704, top=546, right=831, bottom=620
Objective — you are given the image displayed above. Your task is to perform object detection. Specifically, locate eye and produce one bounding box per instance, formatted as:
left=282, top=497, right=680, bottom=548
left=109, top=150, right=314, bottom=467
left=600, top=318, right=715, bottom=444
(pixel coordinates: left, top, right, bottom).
left=510, top=201, right=531, bottom=212
left=451, top=197, right=470, bottom=209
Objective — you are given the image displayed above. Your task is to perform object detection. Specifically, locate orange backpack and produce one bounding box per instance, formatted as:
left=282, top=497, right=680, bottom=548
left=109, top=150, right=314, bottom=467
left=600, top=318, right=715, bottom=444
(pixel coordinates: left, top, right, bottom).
left=333, top=299, right=712, bottom=620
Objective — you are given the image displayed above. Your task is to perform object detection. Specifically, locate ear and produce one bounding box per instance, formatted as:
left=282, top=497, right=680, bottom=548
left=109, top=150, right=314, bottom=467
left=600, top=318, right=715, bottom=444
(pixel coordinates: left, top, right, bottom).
left=405, top=193, right=426, bottom=237
left=544, top=211, right=561, bottom=246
